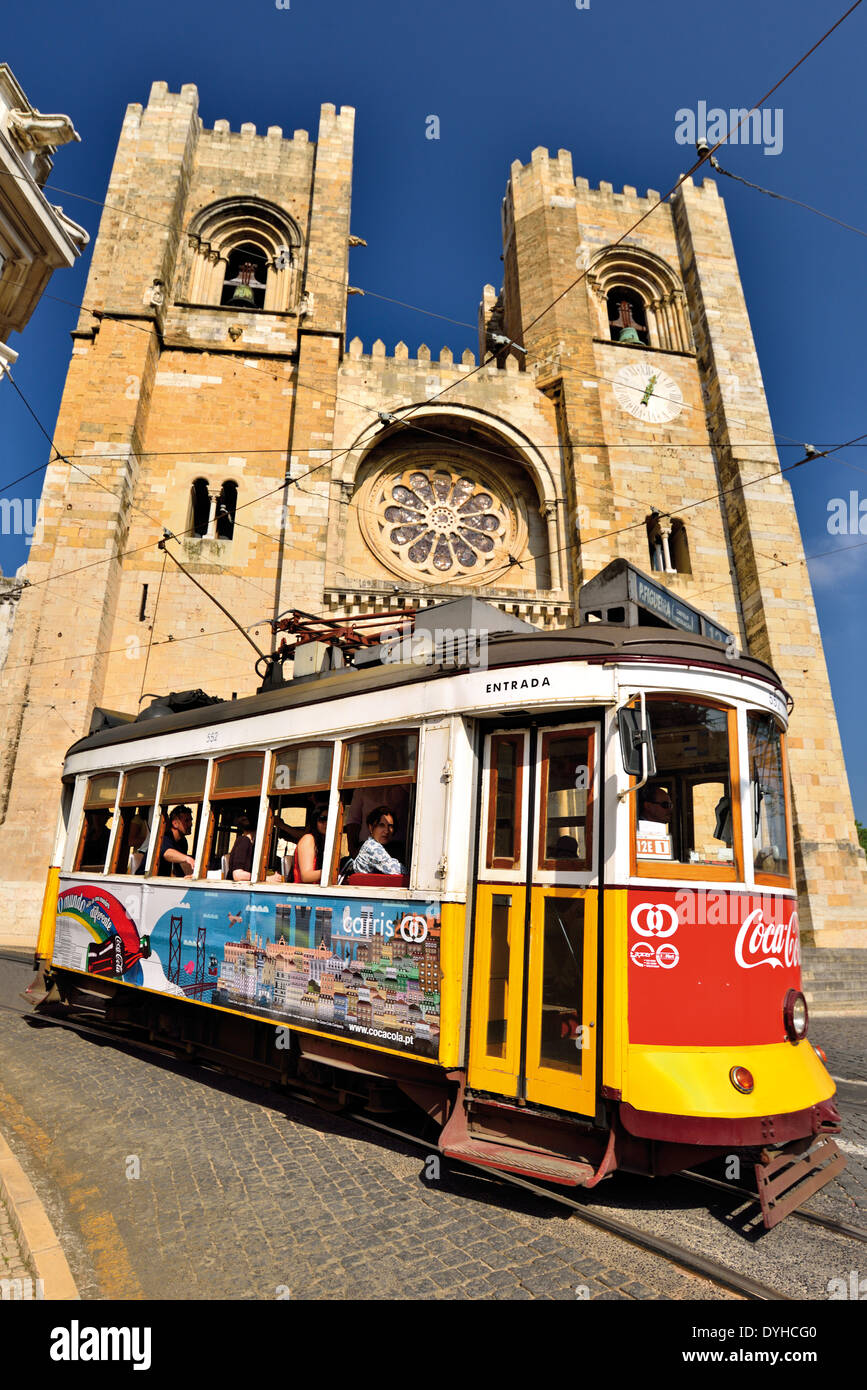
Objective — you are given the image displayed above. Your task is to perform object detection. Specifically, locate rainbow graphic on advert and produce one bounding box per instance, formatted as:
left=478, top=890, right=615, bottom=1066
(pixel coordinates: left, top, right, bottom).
left=54, top=885, right=155, bottom=987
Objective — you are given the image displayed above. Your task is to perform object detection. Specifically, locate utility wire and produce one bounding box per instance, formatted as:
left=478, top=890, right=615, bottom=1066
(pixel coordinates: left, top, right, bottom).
left=3, top=2, right=861, bottom=651
left=707, top=156, right=867, bottom=241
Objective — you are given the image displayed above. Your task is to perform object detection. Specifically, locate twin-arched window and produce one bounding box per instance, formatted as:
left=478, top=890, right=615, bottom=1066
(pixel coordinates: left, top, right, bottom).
left=189, top=478, right=237, bottom=541
left=647, top=514, right=691, bottom=575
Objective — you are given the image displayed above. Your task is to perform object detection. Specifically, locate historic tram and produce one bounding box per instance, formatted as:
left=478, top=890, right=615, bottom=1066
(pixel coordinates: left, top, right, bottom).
left=31, top=561, right=844, bottom=1227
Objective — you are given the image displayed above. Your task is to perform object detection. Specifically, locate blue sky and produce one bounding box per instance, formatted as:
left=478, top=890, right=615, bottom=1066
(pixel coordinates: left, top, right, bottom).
left=2, top=0, right=866, bottom=817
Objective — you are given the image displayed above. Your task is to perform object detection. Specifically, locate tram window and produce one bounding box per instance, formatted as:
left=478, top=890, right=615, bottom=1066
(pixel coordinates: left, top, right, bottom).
left=109, top=767, right=159, bottom=874
left=203, top=754, right=265, bottom=879
left=487, top=895, right=511, bottom=1058
left=538, top=730, right=594, bottom=871
left=262, top=743, right=333, bottom=882
left=338, top=731, right=418, bottom=877
left=635, top=701, right=737, bottom=871
left=749, top=713, right=790, bottom=881
left=73, top=773, right=119, bottom=873
left=487, top=735, right=523, bottom=870
left=539, top=898, right=584, bottom=1074
left=151, top=760, right=207, bottom=878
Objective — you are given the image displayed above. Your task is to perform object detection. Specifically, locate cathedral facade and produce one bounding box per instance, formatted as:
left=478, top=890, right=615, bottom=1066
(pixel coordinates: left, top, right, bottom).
left=0, top=80, right=864, bottom=945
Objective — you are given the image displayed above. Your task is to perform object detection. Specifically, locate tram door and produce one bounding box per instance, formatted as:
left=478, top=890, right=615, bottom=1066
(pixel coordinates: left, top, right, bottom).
left=468, top=723, right=599, bottom=1116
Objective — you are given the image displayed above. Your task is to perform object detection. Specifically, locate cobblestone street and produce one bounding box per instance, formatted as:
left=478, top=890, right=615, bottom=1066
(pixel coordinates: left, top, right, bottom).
left=0, top=955, right=863, bottom=1302
left=0, top=1189, right=33, bottom=1293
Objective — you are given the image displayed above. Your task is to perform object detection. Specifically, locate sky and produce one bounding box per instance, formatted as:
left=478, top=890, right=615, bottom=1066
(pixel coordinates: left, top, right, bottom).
left=1, top=0, right=866, bottom=817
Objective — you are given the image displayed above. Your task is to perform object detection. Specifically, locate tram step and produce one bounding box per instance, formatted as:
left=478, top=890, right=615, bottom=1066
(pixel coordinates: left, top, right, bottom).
left=754, top=1134, right=847, bottom=1230
left=442, top=1137, right=595, bottom=1187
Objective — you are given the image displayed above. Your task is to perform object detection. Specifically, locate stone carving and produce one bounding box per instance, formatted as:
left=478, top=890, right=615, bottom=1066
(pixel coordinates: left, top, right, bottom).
left=49, top=207, right=90, bottom=250
left=8, top=109, right=81, bottom=152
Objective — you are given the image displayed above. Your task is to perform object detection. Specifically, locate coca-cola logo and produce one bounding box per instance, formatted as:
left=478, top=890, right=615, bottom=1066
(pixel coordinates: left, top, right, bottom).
left=734, top=909, right=800, bottom=971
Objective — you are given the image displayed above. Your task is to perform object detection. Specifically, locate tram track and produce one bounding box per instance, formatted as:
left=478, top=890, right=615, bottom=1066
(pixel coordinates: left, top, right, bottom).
left=343, top=1111, right=787, bottom=1301
left=679, top=1169, right=867, bottom=1245
left=2, top=998, right=863, bottom=1302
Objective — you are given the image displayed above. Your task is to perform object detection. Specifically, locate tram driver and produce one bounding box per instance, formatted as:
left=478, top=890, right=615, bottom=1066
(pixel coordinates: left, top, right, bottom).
left=636, top=785, right=674, bottom=860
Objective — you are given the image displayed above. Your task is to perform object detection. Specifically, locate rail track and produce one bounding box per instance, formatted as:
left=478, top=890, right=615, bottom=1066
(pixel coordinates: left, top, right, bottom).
left=3, top=997, right=864, bottom=1301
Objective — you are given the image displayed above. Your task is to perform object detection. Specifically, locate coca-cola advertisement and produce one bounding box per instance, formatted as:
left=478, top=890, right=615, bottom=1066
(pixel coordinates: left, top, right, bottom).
left=627, top=888, right=801, bottom=1046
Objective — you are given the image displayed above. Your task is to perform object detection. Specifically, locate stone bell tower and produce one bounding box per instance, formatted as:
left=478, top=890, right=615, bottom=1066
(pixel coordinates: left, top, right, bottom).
left=0, top=81, right=356, bottom=932
left=493, top=146, right=867, bottom=948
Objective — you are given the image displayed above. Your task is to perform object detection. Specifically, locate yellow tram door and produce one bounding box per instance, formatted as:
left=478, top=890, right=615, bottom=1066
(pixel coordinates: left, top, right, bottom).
left=468, top=724, right=599, bottom=1117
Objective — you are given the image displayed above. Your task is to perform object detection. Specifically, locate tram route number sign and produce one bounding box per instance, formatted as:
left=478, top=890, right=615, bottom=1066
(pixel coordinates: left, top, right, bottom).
left=636, top=834, right=672, bottom=859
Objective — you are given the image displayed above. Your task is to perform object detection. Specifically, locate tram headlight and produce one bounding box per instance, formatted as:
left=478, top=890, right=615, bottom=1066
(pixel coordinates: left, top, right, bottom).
left=729, top=1066, right=754, bottom=1094
left=783, top=989, right=808, bottom=1041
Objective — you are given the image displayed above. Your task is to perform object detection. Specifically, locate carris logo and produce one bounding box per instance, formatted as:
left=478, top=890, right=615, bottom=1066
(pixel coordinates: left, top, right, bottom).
left=735, top=909, right=800, bottom=971
left=399, top=915, right=428, bottom=944
left=630, top=902, right=679, bottom=938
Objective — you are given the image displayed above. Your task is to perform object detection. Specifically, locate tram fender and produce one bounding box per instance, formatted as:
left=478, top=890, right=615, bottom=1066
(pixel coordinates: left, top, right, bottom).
left=618, top=1099, right=841, bottom=1148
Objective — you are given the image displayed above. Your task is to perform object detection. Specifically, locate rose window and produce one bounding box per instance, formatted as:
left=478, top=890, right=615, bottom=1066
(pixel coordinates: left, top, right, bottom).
left=357, top=457, right=526, bottom=585
left=384, top=469, right=510, bottom=574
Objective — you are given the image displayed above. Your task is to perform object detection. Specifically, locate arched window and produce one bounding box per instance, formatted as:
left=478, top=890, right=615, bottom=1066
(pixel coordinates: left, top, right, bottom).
left=607, top=288, right=649, bottom=346
left=586, top=246, right=692, bottom=353
left=216, top=480, right=237, bottom=539
left=189, top=478, right=211, bottom=538
left=647, top=514, right=691, bottom=575
left=221, top=243, right=268, bottom=309
left=669, top=519, right=691, bottom=575
left=182, top=198, right=302, bottom=314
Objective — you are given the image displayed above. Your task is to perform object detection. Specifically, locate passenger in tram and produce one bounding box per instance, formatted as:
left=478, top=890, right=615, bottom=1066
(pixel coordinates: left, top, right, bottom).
left=551, top=835, right=579, bottom=859
left=157, top=805, right=196, bottom=877
left=128, top=812, right=150, bottom=874
left=225, top=814, right=256, bottom=881
left=351, top=806, right=406, bottom=878
left=293, top=803, right=330, bottom=883
left=81, top=809, right=112, bottom=868
left=344, top=785, right=409, bottom=858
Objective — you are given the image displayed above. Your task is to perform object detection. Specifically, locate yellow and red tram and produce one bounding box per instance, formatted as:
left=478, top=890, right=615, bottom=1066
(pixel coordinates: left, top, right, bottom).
left=32, top=579, right=844, bottom=1227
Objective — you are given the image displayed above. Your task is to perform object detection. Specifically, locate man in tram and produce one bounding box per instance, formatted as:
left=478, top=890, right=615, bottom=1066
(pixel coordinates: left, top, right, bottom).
left=157, top=805, right=196, bottom=877
left=636, top=785, right=674, bottom=859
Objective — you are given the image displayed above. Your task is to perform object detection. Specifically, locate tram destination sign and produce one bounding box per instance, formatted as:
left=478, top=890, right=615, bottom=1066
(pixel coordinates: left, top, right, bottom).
left=578, top=559, right=733, bottom=647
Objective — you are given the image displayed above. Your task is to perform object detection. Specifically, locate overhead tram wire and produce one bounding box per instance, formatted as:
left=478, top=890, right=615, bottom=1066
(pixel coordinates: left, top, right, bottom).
left=0, top=167, right=476, bottom=336
left=480, top=432, right=867, bottom=588
left=6, top=355, right=857, bottom=621
left=5, top=0, right=863, bottom=476
left=7, top=293, right=865, bottom=616
left=8, top=524, right=867, bottom=683
left=704, top=155, right=867, bottom=241
left=4, top=2, right=862, bottom=629
left=5, top=443, right=867, bottom=678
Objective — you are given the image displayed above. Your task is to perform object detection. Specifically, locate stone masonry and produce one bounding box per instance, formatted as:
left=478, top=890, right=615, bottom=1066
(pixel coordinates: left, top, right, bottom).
left=0, top=84, right=863, bottom=947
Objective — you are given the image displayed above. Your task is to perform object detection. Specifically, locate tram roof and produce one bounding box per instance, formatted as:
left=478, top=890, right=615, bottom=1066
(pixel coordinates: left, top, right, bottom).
left=65, top=624, right=786, bottom=760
